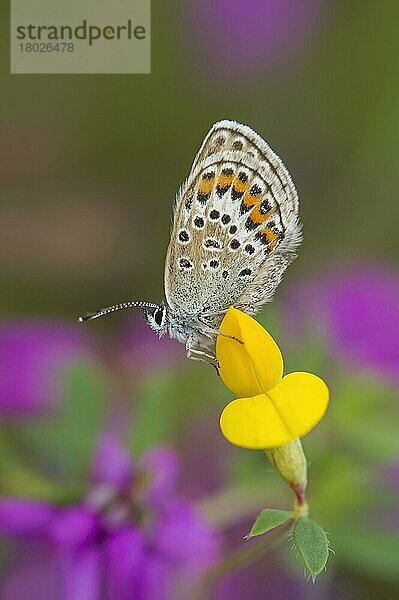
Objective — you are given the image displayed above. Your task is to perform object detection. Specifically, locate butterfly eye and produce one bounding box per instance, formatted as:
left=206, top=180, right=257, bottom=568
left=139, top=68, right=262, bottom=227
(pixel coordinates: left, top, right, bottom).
left=154, top=308, right=164, bottom=327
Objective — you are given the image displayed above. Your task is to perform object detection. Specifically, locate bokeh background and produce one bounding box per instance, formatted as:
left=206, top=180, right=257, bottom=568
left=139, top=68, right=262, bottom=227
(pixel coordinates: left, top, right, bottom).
left=0, top=1, right=398, bottom=598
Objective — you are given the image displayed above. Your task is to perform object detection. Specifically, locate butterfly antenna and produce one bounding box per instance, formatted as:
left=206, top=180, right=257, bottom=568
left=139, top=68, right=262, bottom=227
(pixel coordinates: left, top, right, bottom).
left=78, top=301, right=159, bottom=323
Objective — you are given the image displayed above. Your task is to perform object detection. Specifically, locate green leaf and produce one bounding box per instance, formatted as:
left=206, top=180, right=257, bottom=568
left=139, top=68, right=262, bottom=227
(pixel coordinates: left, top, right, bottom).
left=247, top=508, right=293, bottom=539
left=293, top=517, right=330, bottom=580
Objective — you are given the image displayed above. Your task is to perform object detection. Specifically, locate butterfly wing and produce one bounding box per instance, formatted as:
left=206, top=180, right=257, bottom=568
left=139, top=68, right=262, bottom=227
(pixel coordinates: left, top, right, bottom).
left=164, top=120, right=301, bottom=318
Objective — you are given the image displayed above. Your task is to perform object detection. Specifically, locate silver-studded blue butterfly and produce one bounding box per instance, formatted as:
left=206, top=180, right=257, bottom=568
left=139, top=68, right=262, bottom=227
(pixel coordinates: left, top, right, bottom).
left=79, top=120, right=302, bottom=367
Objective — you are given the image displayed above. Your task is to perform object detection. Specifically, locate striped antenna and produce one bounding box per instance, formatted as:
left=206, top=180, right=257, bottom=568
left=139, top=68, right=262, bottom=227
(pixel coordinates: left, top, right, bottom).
left=78, top=301, right=159, bottom=323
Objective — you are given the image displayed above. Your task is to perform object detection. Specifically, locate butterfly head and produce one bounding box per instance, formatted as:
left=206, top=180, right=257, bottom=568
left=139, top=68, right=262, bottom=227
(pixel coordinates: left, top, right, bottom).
left=143, top=303, right=168, bottom=336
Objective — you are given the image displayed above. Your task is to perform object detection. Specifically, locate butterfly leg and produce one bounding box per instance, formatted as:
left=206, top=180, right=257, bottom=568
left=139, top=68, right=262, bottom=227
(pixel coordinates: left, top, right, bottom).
left=214, top=331, right=243, bottom=344
left=197, top=315, right=243, bottom=344
left=199, top=324, right=243, bottom=345
left=185, top=341, right=220, bottom=374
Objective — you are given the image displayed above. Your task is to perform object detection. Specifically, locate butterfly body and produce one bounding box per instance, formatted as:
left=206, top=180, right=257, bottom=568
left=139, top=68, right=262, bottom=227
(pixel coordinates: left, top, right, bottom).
left=79, top=120, right=302, bottom=365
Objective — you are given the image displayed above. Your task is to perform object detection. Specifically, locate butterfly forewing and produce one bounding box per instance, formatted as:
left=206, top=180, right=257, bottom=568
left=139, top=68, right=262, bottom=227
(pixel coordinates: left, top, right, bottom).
left=164, top=121, right=301, bottom=318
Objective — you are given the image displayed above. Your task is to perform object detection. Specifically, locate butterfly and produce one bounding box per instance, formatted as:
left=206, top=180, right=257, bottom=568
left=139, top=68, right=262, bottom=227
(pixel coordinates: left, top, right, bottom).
left=79, top=120, right=302, bottom=368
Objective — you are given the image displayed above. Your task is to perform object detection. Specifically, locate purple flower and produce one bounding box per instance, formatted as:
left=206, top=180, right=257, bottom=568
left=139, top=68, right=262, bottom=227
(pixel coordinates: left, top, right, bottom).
left=0, top=435, right=220, bottom=599
left=139, top=446, right=180, bottom=505
left=188, top=0, right=325, bottom=79
left=285, top=263, right=399, bottom=384
left=90, top=432, right=134, bottom=491
left=0, top=320, right=92, bottom=416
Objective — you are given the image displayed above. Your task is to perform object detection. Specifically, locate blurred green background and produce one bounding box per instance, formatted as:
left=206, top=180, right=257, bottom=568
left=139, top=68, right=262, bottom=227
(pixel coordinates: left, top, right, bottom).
left=0, top=0, right=398, bottom=598
left=1, top=0, right=398, bottom=316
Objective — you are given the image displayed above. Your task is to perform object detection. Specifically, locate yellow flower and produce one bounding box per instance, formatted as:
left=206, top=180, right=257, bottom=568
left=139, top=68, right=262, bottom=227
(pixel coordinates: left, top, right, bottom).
left=217, top=307, right=329, bottom=449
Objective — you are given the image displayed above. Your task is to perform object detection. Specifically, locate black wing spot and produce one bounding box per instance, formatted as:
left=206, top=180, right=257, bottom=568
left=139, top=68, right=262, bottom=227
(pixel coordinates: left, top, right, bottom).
left=217, top=185, right=232, bottom=197
left=240, top=201, right=252, bottom=216
left=230, top=239, right=240, bottom=250
left=239, top=268, right=252, bottom=277
left=209, top=259, right=219, bottom=269
left=222, top=270, right=229, bottom=279
left=260, top=199, right=271, bottom=214
left=232, top=140, right=243, bottom=150
left=221, top=213, right=231, bottom=225
left=178, top=229, right=190, bottom=243
left=255, top=231, right=268, bottom=245
left=245, top=217, right=259, bottom=231
left=229, top=225, right=237, bottom=235
left=245, top=244, right=255, bottom=255
left=198, top=191, right=211, bottom=205
left=250, top=184, right=262, bottom=197
left=204, top=238, right=222, bottom=250
left=179, top=258, right=193, bottom=270
left=209, top=209, right=220, bottom=220
left=194, top=216, right=204, bottom=229
left=231, top=187, right=245, bottom=201
left=222, top=167, right=234, bottom=176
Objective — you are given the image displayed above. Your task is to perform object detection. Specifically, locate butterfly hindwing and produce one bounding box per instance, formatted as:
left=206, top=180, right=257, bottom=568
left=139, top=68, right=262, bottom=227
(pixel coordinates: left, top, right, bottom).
left=164, top=121, right=301, bottom=316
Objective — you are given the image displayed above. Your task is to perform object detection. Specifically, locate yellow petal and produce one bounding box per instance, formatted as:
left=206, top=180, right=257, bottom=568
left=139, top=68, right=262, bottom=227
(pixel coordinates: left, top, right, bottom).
left=216, top=307, right=283, bottom=397
left=220, top=372, right=329, bottom=449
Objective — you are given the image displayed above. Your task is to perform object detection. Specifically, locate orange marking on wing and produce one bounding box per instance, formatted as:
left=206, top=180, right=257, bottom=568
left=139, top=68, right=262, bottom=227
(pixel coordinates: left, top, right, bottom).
left=242, top=191, right=257, bottom=208
left=217, top=173, right=234, bottom=189
left=260, top=226, right=281, bottom=247
left=250, top=206, right=272, bottom=224
left=233, top=178, right=248, bottom=194
left=198, top=177, right=215, bottom=195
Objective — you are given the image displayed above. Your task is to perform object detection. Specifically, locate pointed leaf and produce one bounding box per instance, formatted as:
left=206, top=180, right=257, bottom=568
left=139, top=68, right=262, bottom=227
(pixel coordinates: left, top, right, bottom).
left=247, top=508, right=293, bottom=538
left=293, top=517, right=330, bottom=580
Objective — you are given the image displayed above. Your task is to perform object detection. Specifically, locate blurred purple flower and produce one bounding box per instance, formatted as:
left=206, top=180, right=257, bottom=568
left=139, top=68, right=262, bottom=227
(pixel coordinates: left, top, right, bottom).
left=0, top=320, right=92, bottom=416
left=188, top=0, right=325, bottom=78
left=286, top=263, right=399, bottom=384
left=0, top=434, right=220, bottom=599
left=90, top=432, right=134, bottom=491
